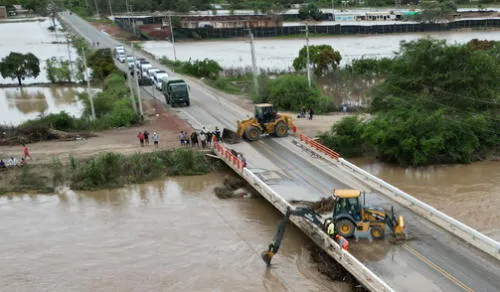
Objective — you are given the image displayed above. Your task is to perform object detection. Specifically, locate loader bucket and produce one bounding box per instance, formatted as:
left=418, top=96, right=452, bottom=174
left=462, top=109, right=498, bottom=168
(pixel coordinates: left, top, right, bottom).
left=222, top=128, right=242, bottom=144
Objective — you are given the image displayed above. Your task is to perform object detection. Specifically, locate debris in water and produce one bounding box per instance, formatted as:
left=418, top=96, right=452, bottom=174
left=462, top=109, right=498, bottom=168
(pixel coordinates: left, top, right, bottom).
left=214, top=176, right=253, bottom=199
left=215, top=186, right=234, bottom=199
left=223, top=177, right=246, bottom=190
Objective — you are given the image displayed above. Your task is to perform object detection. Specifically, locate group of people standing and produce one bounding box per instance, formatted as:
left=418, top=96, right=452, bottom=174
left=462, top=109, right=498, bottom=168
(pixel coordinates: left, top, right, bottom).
left=137, top=130, right=159, bottom=147
left=298, top=108, right=314, bottom=120
left=179, top=126, right=221, bottom=149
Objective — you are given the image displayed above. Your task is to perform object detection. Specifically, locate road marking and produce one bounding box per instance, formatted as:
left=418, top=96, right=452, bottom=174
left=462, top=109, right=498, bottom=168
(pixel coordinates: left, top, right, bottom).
left=402, top=244, right=474, bottom=292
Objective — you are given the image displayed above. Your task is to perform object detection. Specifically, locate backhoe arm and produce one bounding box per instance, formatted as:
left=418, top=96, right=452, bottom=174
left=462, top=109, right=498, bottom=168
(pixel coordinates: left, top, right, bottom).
left=261, top=207, right=324, bottom=266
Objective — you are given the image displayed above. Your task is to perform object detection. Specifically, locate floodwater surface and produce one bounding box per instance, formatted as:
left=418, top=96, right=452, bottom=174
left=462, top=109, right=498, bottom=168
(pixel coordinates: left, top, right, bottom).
left=0, top=86, right=86, bottom=125
left=0, top=174, right=349, bottom=292
left=351, top=158, right=500, bottom=240
left=143, top=30, right=500, bottom=71
left=0, top=18, right=77, bottom=84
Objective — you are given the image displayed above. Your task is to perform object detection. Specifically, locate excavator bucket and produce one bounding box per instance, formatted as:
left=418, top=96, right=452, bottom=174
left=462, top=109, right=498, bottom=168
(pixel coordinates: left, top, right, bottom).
left=222, top=128, right=241, bottom=144
left=261, top=251, right=274, bottom=266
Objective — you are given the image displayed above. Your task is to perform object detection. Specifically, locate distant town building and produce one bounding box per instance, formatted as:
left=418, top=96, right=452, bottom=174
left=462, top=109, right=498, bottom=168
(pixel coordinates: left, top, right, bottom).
left=179, top=15, right=283, bottom=29
left=0, top=6, right=7, bottom=19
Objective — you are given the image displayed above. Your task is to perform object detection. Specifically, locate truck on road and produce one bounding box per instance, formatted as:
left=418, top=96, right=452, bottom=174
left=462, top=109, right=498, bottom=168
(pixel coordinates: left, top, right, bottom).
left=161, top=77, right=190, bottom=107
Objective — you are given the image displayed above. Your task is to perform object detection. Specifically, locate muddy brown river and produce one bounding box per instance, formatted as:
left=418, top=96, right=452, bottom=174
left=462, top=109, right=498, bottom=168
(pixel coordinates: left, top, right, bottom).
left=0, top=174, right=347, bottom=292
left=1, top=161, right=498, bottom=291
left=352, top=159, right=500, bottom=240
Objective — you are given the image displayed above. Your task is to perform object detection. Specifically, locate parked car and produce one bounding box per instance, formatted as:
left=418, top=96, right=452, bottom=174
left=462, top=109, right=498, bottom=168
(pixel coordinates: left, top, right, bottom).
left=146, top=68, right=161, bottom=82
left=117, top=52, right=126, bottom=63
left=126, top=56, right=136, bottom=69
left=140, top=63, right=152, bottom=78
left=153, top=71, right=168, bottom=90
left=135, top=58, right=146, bottom=69
left=114, top=46, right=125, bottom=59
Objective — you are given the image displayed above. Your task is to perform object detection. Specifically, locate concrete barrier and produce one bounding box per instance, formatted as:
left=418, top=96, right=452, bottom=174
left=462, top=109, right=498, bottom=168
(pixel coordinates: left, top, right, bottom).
left=213, top=142, right=395, bottom=292
left=294, top=138, right=500, bottom=261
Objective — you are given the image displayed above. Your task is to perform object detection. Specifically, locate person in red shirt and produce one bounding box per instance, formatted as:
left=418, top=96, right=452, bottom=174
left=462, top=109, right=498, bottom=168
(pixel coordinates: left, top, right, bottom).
left=137, top=132, right=145, bottom=147
left=22, top=144, right=32, bottom=159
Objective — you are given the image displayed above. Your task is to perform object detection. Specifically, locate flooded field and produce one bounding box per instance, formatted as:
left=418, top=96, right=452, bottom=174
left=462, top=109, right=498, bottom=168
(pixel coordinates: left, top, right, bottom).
left=352, top=158, right=500, bottom=240
left=143, top=30, right=500, bottom=71
left=0, top=86, right=86, bottom=125
left=0, top=18, right=77, bottom=84
left=0, top=174, right=349, bottom=292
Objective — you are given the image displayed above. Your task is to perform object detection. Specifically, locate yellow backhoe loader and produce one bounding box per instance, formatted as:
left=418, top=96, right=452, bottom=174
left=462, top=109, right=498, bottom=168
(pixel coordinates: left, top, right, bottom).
left=222, top=103, right=295, bottom=143
left=261, top=189, right=406, bottom=266
left=331, top=189, right=406, bottom=240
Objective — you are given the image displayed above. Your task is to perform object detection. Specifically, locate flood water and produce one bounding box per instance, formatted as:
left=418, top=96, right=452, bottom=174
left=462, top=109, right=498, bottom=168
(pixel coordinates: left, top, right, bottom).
left=0, top=174, right=348, bottom=292
left=143, top=30, right=500, bottom=71
left=351, top=158, right=500, bottom=240
left=0, top=18, right=77, bottom=84
left=0, top=86, right=86, bottom=125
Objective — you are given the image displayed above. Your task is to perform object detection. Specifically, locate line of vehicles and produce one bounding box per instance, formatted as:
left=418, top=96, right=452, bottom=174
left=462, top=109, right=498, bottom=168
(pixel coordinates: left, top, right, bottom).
left=113, top=46, right=191, bottom=107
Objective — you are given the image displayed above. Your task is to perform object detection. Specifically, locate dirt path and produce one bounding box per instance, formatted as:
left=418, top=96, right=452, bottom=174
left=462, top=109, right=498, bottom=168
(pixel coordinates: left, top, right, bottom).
left=0, top=100, right=193, bottom=165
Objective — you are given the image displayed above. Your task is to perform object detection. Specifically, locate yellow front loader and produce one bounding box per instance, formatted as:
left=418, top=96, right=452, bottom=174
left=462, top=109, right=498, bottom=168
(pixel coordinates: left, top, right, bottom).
left=222, top=103, right=295, bottom=143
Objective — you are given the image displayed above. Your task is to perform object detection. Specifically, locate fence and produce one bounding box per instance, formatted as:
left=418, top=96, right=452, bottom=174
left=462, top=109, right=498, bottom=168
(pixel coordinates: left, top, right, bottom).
left=298, top=133, right=340, bottom=160
left=213, top=141, right=245, bottom=170
left=116, top=18, right=500, bottom=39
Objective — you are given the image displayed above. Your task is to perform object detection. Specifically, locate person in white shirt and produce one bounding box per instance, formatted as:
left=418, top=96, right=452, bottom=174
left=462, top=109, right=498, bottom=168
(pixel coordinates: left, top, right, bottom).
left=7, top=156, right=17, bottom=167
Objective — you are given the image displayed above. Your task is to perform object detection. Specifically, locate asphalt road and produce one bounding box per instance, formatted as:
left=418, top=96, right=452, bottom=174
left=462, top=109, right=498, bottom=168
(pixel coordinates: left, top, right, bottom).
left=60, top=12, right=500, bottom=292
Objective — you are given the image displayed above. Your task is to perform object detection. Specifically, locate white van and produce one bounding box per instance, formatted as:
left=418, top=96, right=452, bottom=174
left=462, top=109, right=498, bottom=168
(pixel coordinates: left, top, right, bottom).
left=153, top=71, right=168, bottom=90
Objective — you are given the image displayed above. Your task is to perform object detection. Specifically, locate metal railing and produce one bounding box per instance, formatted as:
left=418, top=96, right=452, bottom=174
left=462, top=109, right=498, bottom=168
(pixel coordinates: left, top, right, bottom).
left=295, top=136, right=500, bottom=261
left=213, top=141, right=395, bottom=292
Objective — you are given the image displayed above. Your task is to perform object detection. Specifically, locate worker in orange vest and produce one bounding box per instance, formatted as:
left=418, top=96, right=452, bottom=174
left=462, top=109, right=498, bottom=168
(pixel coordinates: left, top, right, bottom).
left=336, top=234, right=349, bottom=251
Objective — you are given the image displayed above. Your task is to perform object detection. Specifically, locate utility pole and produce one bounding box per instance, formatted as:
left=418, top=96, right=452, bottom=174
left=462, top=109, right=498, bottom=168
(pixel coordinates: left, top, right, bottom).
left=331, top=0, right=335, bottom=21
left=305, top=23, right=311, bottom=89
left=169, top=13, right=177, bottom=61
left=125, top=0, right=136, bottom=35
left=107, top=0, right=113, bottom=17
left=127, top=69, right=138, bottom=114
left=93, top=0, right=99, bottom=19
left=66, top=35, right=73, bottom=80
left=132, top=43, right=144, bottom=119
left=248, top=29, right=259, bottom=96
left=81, top=47, right=96, bottom=121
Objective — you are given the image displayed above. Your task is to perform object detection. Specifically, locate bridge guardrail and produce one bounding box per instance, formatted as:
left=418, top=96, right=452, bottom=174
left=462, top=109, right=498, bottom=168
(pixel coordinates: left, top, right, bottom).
left=298, top=133, right=340, bottom=160
left=295, top=137, right=500, bottom=261
left=213, top=141, right=395, bottom=292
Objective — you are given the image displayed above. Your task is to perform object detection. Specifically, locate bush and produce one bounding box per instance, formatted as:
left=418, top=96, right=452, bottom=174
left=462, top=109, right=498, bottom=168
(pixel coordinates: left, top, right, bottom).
left=159, top=57, right=222, bottom=80
left=264, top=75, right=332, bottom=113
left=319, top=116, right=366, bottom=158
left=108, top=99, right=138, bottom=127
left=70, top=149, right=213, bottom=190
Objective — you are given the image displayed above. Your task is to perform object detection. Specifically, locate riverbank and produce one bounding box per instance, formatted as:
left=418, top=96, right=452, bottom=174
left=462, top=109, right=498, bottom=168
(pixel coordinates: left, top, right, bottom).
left=0, top=147, right=224, bottom=194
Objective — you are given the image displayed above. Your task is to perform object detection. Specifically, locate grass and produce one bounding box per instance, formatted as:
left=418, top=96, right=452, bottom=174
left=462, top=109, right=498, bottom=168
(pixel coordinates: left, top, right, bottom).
left=1, top=148, right=225, bottom=194
left=204, top=76, right=249, bottom=95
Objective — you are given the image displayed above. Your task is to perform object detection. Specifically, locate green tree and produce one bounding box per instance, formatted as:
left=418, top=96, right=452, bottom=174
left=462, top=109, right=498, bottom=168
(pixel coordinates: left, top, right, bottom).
left=368, top=39, right=499, bottom=165
left=0, top=52, right=40, bottom=86
left=298, top=2, right=322, bottom=21
left=417, top=0, right=457, bottom=22
left=46, top=57, right=72, bottom=83
left=87, top=48, right=118, bottom=81
left=293, top=45, right=342, bottom=76
left=266, top=75, right=331, bottom=112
